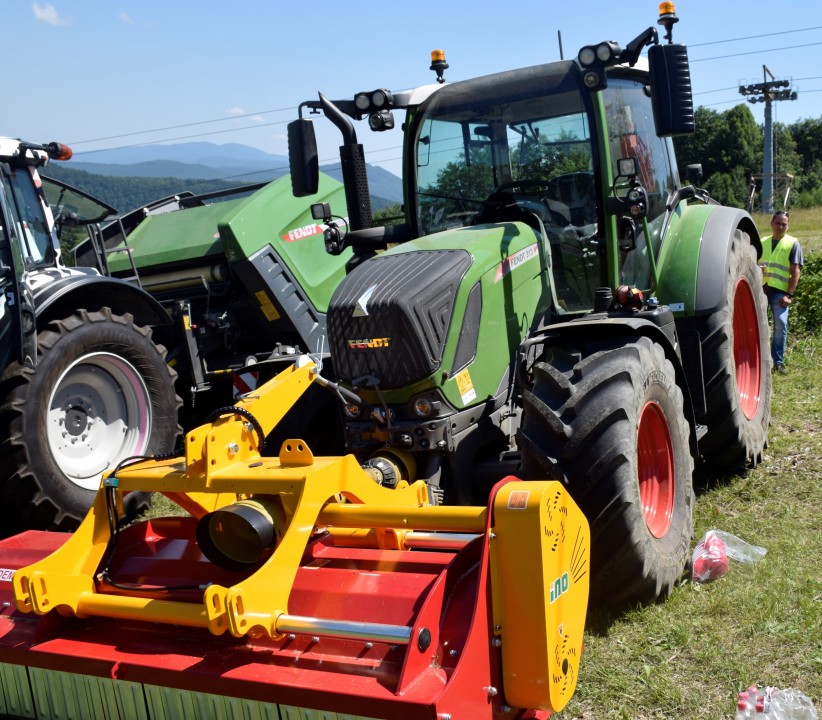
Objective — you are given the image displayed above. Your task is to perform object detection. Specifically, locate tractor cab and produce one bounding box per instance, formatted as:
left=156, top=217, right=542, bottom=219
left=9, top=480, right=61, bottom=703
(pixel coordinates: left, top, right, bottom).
left=289, top=6, right=693, bottom=318
left=409, top=60, right=601, bottom=313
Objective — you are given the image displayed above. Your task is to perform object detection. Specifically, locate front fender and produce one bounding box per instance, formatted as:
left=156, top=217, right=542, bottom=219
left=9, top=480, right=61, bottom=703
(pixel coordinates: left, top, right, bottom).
left=32, top=274, right=171, bottom=328
left=529, top=315, right=699, bottom=458
left=656, top=204, right=760, bottom=317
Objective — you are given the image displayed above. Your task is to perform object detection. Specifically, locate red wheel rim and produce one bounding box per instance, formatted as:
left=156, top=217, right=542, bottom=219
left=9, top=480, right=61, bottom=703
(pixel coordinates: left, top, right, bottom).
left=637, top=401, right=675, bottom=538
left=732, top=278, right=762, bottom=420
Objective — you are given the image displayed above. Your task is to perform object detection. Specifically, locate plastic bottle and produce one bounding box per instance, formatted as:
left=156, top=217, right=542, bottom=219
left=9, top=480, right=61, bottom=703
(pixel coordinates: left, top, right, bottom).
left=712, top=530, right=767, bottom=563
left=736, top=692, right=751, bottom=719
left=736, top=686, right=763, bottom=719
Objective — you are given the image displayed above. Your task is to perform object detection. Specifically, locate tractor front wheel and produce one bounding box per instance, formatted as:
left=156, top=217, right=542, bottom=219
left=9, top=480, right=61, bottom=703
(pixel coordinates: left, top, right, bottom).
left=519, top=337, right=694, bottom=606
left=0, top=308, right=181, bottom=534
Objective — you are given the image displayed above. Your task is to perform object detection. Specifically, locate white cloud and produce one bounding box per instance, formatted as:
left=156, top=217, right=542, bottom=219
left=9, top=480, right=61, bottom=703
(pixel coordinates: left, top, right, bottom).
left=226, top=108, right=266, bottom=124
left=32, top=3, right=71, bottom=26
left=118, top=12, right=134, bottom=25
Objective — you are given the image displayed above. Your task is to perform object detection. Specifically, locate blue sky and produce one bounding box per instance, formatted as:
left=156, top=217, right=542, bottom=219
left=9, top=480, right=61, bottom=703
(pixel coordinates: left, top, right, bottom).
left=5, top=2, right=821, bottom=177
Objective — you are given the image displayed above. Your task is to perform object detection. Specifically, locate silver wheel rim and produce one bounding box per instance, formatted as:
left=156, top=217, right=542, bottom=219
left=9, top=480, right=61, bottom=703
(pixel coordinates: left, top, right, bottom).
left=47, top=352, right=152, bottom=490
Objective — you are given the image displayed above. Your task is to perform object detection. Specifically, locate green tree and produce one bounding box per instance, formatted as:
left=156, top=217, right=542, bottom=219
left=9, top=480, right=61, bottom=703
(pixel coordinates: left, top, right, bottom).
left=373, top=202, right=404, bottom=225
left=788, top=116, right=822, bottom=171
left=786, top=117, right=822, bottom=207
left=719, top=105, right=761, bottom=171
left=673, top=106, right=726, bottom=178
left=674, top=104, right=762, bottom=206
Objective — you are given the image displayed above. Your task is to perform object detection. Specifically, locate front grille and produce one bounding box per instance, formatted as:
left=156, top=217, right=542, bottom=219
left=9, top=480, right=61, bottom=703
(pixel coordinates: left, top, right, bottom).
left=328, top=250, right=472, bottom=388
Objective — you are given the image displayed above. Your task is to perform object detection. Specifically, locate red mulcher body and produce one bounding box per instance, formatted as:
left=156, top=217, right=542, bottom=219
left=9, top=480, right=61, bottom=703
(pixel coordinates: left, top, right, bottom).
left=0, top=359, right=589, bottom=720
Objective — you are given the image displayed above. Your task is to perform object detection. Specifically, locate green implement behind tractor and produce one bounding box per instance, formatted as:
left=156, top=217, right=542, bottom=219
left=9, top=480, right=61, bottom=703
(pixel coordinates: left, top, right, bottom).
left=74, top=172, right=355, bottom=439
left=285, top=3, right=771, bottom=606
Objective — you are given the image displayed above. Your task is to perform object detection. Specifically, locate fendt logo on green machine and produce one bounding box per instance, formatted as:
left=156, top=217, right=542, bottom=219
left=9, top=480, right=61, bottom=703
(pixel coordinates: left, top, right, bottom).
left=347, top=337, right=391, bottom=349
left=281, top=223, right=324, bottom=242
left=495, top=242, right=539, bottom=282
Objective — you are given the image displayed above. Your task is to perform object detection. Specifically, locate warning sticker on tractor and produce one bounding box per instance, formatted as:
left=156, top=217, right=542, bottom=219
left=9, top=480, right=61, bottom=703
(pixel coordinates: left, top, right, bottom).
left=255, top=291, right=281, bottom=321
left=233, top=370, right=259, bottom=398
left=507, top=490, right=530, bottom=509
left=454, top=368, right=476, bottom=404
left=0, top=568, right=14, bottom=582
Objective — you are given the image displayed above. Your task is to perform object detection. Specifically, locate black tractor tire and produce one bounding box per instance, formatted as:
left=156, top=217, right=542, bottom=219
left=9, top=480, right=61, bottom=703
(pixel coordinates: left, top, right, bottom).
left=0, top=308, right=181, bottom=535
left=518, top=336, right=694, bottom=607
left=697, top=229, right=772, bottom=469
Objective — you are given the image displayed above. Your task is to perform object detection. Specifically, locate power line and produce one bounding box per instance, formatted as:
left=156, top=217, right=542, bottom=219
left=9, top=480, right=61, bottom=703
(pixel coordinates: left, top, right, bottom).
left=692, top=40, right=822, bottom=63
left=689, top=26, right=822, bottom=48
left=73, top=118, right=294, bottom=157
left=694, top=85, right=740, bottom=96
left=701, top=99, right=746, bottom=108
left=69, top=106, right=298, bottom=147
left=65, top=31, right=822, bottom=162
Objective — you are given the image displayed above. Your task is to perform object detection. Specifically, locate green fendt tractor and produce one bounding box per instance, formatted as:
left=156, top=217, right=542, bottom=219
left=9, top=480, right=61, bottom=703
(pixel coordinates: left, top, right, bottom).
left=286, top=4, right=772, bottom=605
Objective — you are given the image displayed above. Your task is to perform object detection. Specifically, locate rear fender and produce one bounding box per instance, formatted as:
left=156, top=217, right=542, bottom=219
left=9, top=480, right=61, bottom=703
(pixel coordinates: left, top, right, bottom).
left=694, top=206, right=761, bottom=315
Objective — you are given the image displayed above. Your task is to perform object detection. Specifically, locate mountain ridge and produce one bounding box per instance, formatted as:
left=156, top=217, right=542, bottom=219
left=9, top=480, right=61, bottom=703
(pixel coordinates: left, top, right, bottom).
left=67, top=141, right=403, bottom=203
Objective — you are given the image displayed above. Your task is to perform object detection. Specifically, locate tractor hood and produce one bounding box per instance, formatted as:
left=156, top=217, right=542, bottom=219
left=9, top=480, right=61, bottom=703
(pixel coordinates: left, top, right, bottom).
left=327, top=221, right=551, bottom=404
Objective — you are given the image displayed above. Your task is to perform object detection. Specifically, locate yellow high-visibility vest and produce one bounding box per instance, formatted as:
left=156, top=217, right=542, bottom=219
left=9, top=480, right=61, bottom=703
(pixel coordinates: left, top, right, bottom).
left=761, top=234, right=796, bottom=292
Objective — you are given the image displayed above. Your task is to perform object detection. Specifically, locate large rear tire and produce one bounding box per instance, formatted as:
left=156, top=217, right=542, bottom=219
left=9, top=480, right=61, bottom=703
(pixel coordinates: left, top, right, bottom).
left=518, top=336, right=694, bottom=606
left=697, top=229, right=771, bottom=469
left=0, top=308, right=181, bottom=534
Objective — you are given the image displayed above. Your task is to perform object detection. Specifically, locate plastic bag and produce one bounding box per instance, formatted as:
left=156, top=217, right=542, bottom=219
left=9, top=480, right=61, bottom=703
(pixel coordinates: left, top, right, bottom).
left=692, top=530, right=767, bottom=583
left=771, top=688, right=819, bottom=719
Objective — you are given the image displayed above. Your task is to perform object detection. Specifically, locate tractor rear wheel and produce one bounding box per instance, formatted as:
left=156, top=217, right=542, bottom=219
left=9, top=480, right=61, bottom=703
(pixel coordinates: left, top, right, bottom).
left=518, top=336, right=694, bottom=606
left=0, top=308, right=181, bottom=535
left=697, top=229, right=771, bottom=469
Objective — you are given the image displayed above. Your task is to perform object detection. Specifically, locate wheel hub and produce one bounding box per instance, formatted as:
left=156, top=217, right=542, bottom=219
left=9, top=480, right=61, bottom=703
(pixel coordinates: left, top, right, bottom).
left=64, top=403, right=92, bottom=438
left=637, top=401, right=675, bottom=539
left=732, top=278, right=762, bottom=420
left=47, top=352, right=152, bottom=491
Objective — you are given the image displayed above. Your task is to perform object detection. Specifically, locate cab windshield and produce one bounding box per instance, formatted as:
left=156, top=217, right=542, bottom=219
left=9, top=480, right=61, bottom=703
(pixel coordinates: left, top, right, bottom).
left=0, top=166, right=55, bottom=266
left=412, top=62, right=601, bottom=311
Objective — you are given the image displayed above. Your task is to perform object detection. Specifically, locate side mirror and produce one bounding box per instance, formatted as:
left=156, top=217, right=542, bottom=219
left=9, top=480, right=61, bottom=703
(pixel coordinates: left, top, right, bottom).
left=687, top=163, right=703, bottom=185
left=648, top=43, right=694, bottom=136
left=618, top=217, right=637, bottom=252
left=287, top=119, right=319, bottom=197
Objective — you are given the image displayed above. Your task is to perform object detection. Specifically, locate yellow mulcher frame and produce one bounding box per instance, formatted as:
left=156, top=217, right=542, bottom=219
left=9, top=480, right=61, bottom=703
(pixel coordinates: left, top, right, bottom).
left=9, top=356, right=590, bottom=716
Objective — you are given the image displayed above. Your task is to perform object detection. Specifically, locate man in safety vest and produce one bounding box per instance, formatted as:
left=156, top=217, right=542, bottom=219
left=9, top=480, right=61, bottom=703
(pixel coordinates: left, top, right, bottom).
left=760, top=211, right=804, bottom=374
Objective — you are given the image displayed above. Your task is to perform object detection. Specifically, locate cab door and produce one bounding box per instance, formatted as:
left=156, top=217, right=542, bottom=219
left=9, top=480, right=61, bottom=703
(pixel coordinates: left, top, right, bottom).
left=0, top=163, right=38, bottom=369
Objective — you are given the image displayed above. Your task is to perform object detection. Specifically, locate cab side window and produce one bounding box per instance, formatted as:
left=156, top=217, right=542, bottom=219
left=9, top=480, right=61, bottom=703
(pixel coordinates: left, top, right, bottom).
left=603, top=78, right=679, bottom=288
